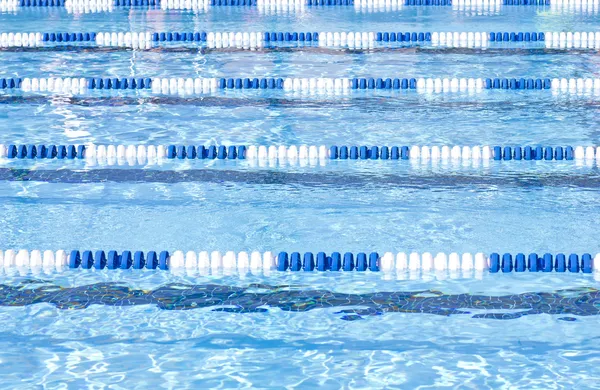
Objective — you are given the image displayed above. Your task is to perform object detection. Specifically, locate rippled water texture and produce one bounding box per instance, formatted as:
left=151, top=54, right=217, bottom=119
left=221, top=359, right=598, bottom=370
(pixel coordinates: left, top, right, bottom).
left=0, top=273, right=599, bottom=387
left=2, top=3, right=600, bottom=389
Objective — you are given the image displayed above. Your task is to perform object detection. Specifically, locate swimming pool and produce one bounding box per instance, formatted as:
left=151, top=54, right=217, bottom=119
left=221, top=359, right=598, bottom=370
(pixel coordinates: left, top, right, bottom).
left=1, top=3, right=600, bottom=388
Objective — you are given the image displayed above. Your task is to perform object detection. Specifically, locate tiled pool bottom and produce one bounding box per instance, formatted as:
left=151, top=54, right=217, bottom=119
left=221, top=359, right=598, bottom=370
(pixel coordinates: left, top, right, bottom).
left=3, top=278, right=600, bottom=319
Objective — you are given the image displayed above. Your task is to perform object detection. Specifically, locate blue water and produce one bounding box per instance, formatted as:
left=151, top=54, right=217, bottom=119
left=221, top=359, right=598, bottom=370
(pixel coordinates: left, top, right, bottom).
left=0, top=94, right=599, bottom=146
left=1, top=272, right=599, bottom=388
left=1, top=168, right=600, bottom=252
left=1, top=5, right=600, bottom=389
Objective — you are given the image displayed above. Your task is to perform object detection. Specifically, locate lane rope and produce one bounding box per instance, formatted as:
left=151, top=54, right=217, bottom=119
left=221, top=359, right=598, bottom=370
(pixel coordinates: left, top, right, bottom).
left=4, top=144, right=600, bottom=164
left=0, top=250, right=597, bottom=274
left=3, top=31, right=600, bottom=49
left=2, top=76, right=600, bottom=95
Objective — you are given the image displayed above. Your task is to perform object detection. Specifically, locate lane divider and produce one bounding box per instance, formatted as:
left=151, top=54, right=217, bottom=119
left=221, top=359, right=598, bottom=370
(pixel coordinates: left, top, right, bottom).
left=0, top=0, right=19, bottom=10
left=3, top=77, right=600, bottom=95
left=5, top=0, right=599, bottom=11
left=144, top=0, right=462, bottom=12
left=4, top=144, right=600, bottom=163
left=10, top=0, right=567, bottom=6
left=91, top=30, right=600, bottom=49
left=0, top=0, right=488, bottom=12
left=4, top=31, right=600, bottom=49
left=0, top=250, right=597, bottom=274
left=356, top=0, right=504, bottom=7
left=64, top=0, right=116, bottom=11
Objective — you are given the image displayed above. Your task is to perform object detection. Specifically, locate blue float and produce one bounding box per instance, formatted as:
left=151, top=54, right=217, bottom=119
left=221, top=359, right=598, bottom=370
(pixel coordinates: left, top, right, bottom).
left=316, top=252, right=328, bottom=271
left=277, top=252, right=289, bottom=271
left=303, top=252, right=315, bottom=271
left=133, top=251, right=146, bottom=269
left=94, top=251, right=107, bottom=269
left=107, top=250, right=120, bottom=269
left=69, top=250, right=81, bottom=269
left=356, top=252, right=367, bottom=271
left=290, top=252, right=302, bottom=271
left=330, top=252, right=341, bottom=271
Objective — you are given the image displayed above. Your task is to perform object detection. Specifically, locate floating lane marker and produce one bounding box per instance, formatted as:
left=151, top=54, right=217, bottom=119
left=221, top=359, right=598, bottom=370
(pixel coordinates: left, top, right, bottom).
left=3, top=31, right=600, bottom=49
left=6, top=0, right=600, bottom=12
left=13, top=0, right=580, bottom=6
left=64, top=0, right=116, bottom=11
left=0, top=33, right=44, bottom=47
left=7, top=0, right=599, bottom=12
left=3, top=144, right=600, bottom=164
left=3, top=77, right=600, bottom=95
left=91, top=30, right=600, bottom=49
left=0, top=0, right=19, bottom=10
left=0, top=250, right=597, bottom=275
left=543, top=31, right=600, bottom=48
left=354, top=0, right=504, bottom=10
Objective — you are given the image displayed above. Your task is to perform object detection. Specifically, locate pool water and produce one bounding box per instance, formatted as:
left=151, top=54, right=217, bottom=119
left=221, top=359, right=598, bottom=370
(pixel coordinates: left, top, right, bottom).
left=1, top=4, right=600, bottom=389
left=2, top=273, right=600, bottom=388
